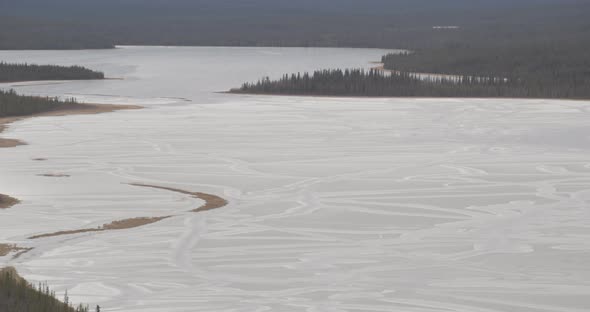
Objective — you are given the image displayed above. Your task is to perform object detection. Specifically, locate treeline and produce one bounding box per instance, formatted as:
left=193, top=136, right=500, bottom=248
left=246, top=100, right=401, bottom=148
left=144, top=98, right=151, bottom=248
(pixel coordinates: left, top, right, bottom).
left=231, top=68, right=584, bottom=98
left=0, top=89, right=76, bottom=118
left=0, top=62, right=104, bottom=83
left=0, top=268, right=93, bottom=312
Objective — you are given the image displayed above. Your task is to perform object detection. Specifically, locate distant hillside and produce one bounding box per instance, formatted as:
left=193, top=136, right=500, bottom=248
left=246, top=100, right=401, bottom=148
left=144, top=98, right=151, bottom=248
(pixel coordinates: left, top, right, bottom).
left=0, top=0, right=588, bottom=49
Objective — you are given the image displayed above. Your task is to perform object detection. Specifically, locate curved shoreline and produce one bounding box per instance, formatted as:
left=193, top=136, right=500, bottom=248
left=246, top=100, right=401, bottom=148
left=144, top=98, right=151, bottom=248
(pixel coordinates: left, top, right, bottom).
left=0, top=102, right=141, bottom=148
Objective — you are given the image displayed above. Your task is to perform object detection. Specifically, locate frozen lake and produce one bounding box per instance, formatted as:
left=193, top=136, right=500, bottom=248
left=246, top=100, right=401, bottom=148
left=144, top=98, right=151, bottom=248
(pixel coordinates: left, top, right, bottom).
left=1, top=46, right=590, bottom=312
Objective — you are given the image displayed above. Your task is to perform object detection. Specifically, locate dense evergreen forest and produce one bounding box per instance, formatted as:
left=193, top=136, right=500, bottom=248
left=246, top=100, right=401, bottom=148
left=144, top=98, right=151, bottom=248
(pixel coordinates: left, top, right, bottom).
left=0, top=63, right=104, bottom=82
left=380, top=40, right=590, bottom=99
left=0, top=268, right=93, bottom=312
left=231, top=68, right=589, bottom=99
left=0, top=90, right=77, bottom=118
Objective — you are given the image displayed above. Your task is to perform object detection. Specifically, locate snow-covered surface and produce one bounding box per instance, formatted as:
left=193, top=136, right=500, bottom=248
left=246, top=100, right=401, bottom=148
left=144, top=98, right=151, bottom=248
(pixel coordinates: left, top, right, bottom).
left=1, top=47, right=590, bottom=312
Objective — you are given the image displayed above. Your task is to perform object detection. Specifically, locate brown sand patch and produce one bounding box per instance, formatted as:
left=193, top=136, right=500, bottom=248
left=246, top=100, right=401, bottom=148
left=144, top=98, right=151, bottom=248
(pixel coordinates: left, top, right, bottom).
left=0, top=194, right=19, bottom=209
left=102, top=216, right=171, bottom=230
left=129, top=183, right=228, bottom=212
left=0, top=102, right=141, bottom=148
left=28, top=216, right=171, bottom=239
left=0, top=244, right=30, bottom=257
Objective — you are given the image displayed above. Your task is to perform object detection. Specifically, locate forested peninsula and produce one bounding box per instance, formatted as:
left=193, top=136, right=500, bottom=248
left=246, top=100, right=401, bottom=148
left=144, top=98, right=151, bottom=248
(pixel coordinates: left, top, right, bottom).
left=230, top=69, right=570, bottom=98
left=231, top=64, right=590, bottom=99
left=233, top=24, right=590, bottom=99
left=0, top=63, right=104, bottom=83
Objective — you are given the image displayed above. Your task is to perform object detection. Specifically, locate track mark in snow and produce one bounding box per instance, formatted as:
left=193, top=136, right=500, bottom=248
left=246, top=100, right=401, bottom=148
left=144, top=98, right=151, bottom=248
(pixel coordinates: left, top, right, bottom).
left=172, top=215, right=207, bottom=271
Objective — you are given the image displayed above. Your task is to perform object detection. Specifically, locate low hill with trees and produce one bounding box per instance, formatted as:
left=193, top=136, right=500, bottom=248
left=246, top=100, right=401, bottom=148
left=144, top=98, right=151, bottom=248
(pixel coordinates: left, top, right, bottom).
left=0, top=63, right=104, bottom=83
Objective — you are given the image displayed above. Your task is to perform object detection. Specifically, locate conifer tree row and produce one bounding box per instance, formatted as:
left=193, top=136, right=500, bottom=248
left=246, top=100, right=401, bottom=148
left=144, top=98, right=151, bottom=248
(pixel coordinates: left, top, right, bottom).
left=0, top=62, right=104, bottom=83
left=232, top=68, right=585, bottom=99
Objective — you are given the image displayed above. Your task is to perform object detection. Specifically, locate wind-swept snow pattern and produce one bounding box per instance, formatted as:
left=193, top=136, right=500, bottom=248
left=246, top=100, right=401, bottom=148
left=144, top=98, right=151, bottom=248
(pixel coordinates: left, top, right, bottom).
left=1, top=47, right=590, bottom=312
